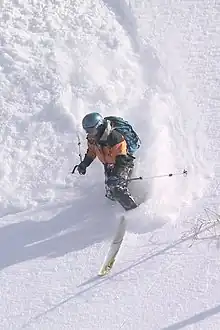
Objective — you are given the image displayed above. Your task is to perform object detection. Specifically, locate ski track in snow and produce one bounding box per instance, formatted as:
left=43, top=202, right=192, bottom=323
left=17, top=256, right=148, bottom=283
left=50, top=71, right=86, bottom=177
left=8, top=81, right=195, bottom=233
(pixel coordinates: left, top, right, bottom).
left=0, top=0, right=220, bottom=329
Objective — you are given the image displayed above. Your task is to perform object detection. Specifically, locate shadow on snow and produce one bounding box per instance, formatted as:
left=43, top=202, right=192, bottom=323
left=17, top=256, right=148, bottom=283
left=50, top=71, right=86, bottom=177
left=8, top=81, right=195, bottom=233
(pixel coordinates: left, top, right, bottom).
left=161, top=304, right=220, bottom=330
left=0, top=181, right=162, bottom=271
left=0, top=186, right=118, bottom=271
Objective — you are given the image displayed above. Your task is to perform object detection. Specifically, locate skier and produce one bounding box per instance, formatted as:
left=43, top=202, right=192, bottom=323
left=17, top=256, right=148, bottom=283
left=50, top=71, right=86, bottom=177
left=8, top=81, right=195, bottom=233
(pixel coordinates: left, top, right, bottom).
left=76, top=112, right=140, bottom=211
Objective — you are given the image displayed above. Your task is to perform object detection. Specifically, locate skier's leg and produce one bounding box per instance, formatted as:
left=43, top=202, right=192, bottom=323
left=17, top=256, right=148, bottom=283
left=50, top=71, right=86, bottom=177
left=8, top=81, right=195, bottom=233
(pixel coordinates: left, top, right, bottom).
left=105, top=185, right=116, bottom=201
left=104, top=164, right=116, bottom=201
left=109, top=165, right=138, bottom=211
left=113, top=183, right=137, bottom=211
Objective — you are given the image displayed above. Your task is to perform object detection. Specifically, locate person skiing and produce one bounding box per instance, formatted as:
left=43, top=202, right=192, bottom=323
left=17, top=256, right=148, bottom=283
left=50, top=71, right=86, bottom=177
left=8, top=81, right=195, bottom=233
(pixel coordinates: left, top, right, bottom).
left=76, top=112, right=140, bottom=211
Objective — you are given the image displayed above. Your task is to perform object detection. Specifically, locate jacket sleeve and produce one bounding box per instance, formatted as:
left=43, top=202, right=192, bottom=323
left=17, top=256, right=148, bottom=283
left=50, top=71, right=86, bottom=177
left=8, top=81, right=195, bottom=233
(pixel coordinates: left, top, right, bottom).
left=111, top=139, right=127, bottom=156
left=82, top=138, right=96, bottom=167
left=107, top=130, right=134, bottom=176
left=107, top=130, right=127, bottom=155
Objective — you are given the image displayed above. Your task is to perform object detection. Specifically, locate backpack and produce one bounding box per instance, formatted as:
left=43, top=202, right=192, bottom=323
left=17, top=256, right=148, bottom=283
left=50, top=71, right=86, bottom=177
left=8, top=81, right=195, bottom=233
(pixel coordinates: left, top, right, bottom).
left=105, top=116, right=141, bottom=154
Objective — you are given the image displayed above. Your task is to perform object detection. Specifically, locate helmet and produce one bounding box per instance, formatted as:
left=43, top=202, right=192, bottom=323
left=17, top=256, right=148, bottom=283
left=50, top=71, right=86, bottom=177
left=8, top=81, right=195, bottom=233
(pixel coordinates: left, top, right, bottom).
left=82, top=112, right=104, bottom=135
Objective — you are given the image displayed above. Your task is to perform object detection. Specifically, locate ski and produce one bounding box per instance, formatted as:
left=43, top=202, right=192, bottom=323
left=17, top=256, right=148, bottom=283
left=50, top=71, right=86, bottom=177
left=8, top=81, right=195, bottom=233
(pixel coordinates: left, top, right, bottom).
left=98, top=215, right=126, bottom=276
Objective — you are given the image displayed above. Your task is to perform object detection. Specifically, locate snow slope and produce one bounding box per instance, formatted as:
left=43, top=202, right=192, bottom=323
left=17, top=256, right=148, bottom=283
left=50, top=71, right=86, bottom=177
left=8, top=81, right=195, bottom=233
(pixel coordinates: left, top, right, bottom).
left=0, top=0, right=220, bottom=329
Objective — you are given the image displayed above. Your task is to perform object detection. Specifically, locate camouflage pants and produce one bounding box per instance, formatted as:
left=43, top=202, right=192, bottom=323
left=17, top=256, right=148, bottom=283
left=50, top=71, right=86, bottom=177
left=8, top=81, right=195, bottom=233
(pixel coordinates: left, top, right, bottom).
left=104, top=164, right=137, bottom=211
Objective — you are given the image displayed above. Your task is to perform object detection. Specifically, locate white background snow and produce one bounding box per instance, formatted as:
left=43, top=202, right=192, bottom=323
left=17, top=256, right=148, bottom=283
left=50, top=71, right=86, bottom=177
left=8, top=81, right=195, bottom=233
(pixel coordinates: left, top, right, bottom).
left=0, top=0, right=220, bottom=329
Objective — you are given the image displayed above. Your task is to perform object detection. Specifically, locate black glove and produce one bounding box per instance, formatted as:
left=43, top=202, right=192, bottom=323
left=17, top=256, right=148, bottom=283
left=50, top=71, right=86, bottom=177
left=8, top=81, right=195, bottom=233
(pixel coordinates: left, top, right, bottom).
left=77, top=162, right=87, bottom=175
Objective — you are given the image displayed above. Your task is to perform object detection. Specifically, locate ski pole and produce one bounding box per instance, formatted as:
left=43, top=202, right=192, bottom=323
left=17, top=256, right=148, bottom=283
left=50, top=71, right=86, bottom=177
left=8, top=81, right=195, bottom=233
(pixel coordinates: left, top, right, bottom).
left=71, top=165, right=78, bottom=174
left=71, top=133, right=83, bottom=174
left=76, top=132, right=83, bottom=163
left=128, top=169, right=188, bottom=182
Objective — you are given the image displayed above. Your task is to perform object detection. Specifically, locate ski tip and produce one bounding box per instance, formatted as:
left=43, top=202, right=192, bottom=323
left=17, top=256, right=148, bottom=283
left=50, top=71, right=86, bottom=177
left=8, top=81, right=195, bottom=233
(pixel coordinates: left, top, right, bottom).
left=98, top=260, right=115, bottom=276
left=98, top=270, right=109, bottom=277
left=98, top=272, right=105, bottom=277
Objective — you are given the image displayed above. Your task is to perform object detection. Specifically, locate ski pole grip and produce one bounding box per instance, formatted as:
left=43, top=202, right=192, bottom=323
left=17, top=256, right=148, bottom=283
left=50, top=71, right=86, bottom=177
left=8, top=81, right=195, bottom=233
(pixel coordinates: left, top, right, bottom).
left=71, top=165, right=78, bottom=174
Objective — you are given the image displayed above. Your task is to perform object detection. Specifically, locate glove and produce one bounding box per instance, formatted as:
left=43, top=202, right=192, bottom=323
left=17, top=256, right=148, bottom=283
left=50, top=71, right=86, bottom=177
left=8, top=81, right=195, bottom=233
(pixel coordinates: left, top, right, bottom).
left=77, top=162, right=87, bottom=175
left=106, top=176, right=120, bottom=188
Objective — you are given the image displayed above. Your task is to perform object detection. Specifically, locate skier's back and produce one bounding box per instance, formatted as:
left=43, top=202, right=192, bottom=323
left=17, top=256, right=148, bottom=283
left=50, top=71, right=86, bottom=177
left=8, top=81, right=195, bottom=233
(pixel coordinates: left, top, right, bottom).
left=76, top=112, right=140, bottom=211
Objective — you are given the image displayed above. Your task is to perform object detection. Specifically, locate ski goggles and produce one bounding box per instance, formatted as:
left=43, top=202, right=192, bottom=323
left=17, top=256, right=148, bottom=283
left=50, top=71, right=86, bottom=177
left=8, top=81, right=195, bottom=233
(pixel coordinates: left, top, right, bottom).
left=83, top=119, right=103, bottom=136
left=84, top=125, right=98, bottom=135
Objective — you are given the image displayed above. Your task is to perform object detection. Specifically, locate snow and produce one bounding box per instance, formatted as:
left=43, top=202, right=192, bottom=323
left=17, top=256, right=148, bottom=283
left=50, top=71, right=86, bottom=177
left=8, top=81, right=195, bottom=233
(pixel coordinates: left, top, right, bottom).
left=0, top=0, right=220, bottom=329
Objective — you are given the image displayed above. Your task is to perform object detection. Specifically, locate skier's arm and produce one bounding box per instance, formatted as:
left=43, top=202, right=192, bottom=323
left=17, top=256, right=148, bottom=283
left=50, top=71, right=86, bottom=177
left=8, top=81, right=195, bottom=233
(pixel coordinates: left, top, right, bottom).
left=78, top=138, right=96, bottom=175
left=82, top=139, right=96, bottom=166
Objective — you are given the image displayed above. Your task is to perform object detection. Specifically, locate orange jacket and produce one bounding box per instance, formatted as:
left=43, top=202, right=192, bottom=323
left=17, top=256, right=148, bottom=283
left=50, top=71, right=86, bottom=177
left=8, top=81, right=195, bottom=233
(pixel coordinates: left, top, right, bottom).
left=86, top=134, right=127, bottom=165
